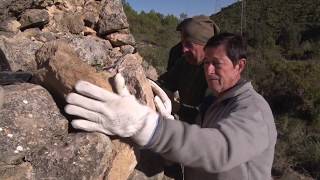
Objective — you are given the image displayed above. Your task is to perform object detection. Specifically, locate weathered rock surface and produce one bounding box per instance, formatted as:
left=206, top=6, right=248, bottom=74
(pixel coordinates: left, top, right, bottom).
left=0, top=86, right=3, bottom=109
left=0, top=162, right=33, bottom=180
left=19, top=9, right=49, bottom=30
left=64, top=35, right=114, bottom=66
left=0, top=83, right=68, bottom=166
left=121, top=45, right=135, bottom=55
left=0, top=83, right=118, bottom=179
left=97, top=0, right=129, bottom=35
left=143, top=61, right=159, bottom=81
left=0, top=0, right=167, bottom=179
left=44, top=6, right=85, bottom=34
left=33, top=40, right=113, bottom=101
left=0, top=0, right=34, bottom=22
left=106, top=32, right=136, bottom=46
left=33, top=40, right=144, bottom=180
left=25, top=132, right=113, bottom=180
left=120, top=53, right=156, bottom=108
left=83, top=0, right=102, bottom=28
left=0, top=18, right=21, bottom=33
left=0, top=34, right=43, bottom=71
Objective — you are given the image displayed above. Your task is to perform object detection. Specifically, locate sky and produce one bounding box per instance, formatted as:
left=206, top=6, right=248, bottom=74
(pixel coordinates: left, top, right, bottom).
left=126, top=0, right=237, bottom=17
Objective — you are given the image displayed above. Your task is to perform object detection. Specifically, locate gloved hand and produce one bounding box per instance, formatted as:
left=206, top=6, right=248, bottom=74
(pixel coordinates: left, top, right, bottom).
left=0, top=86, right=4, bottom=109
left=149, top=80, right=174, bottom=120
left=65, top=73, right=159, bottom=146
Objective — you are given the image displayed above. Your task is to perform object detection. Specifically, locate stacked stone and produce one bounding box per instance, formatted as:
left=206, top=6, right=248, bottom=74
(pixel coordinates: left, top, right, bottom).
left=0, top=0, right=161, bottom=179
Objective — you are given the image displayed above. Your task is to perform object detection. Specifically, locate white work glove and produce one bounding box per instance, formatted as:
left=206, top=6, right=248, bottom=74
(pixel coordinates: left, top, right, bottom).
left=149, top=80, right=174, bottom=120
left=65, top=73, right=159, bottom=146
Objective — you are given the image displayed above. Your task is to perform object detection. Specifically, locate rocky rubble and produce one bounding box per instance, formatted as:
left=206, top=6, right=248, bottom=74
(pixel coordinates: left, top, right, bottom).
left=0, top=0, right=164, bottom=179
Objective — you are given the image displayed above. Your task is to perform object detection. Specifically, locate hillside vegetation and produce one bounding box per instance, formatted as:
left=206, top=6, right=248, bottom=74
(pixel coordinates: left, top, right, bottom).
left=123, top=1, right=180, bottom=73
left=124, top=0, right=320, bottom=179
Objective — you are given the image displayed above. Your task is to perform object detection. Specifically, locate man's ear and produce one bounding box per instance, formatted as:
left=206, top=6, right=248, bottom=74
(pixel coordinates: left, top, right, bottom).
left=237, top=58, right=246, bottom=73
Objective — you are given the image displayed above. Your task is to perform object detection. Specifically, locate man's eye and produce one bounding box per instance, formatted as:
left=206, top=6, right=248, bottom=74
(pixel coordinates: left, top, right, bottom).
left=214, top=63, right=222, bottom=68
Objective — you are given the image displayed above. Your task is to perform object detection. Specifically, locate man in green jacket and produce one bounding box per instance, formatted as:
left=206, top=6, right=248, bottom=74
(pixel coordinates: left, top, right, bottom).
left=65, top=33, right=277, bottom=180
left=157, top=15, right=219, bottom=124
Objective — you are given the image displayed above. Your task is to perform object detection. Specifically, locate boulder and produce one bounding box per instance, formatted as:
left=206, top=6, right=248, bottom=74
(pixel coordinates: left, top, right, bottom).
left=0, top=86, right=4, bottom=109
left=120, top=53, right=156, bottom=108
left=44, top=6, right=85, bottom=34
left=33, top=40, right=141, bottom=180
left=19, top=9, right=49, bottom=30
left=142, top=61, right=159, bottom=81
left=0, top=33, right=43, bottom=71
left=0, top=83, right=68, bottom=166
left=25, top=132, right=113, bottom=180
left=0, top=0, right=34, bottom=21
left=106, top=32, right=136, bottom=47
left=120, top=45, right=135, bottom=55
left=0, top=162, right=33, bottom=180
left=0, top=0, right=167, bottom=179
left=63, top=35, right=114, bottom=66
left=0, top=83, right=118, bottom=179
left=0, top=18, right=21, bottom=33
left=83, top=0, right=102, bottom=28
left=33, top=40, right=113, bottom=103
left=97, top=0, right=129, bottom=35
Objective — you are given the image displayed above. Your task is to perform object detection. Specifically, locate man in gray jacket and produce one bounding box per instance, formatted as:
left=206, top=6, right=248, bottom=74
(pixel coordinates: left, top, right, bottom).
left=65, top=33, right=277, bottom=180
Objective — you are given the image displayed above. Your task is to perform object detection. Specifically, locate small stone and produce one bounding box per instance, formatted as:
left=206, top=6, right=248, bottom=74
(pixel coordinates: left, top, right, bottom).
left=0, top=127, right=3, bottom=132
left=39, top=128, right=43, bottom=131
left=7, top=134, right=13, bottom=138
left=14, top=150, right=19, bottom=153
left=23, top=100, right=28, bottom=104
left=16, top=145, right=24, bottom=151
left=72, top=162, right=76, bottom=165
left=28, top=114, right=33, bottom=118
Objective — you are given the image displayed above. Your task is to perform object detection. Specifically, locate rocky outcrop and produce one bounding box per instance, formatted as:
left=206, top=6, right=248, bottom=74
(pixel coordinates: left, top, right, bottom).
left=33, top=40, right=113, bottom=101
left=0, top=34, right=43, bottom=71
left=0, top=83, right=114, bottom=179
left=0, top=0, right=164, bottom=179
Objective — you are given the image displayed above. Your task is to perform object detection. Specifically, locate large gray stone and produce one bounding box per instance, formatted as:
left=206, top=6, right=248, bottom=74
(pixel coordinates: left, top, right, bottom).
left=25, top=133, right=113, bottom=180
left=0, top=34, right=43, bottom=71
left=0, top=18, right=21, bottom=32
left=19, top=9, right=49, bottom=30
left=0, top=83, right=117, bottom=180
left=106, top=32, right=136, bottom=47
left=83, top=0, right=102, bottom=28
left=0, top=86, right=3, bottom=109
left=119, top=53, right=155, bottom=109
left=0, top=83, right=68, bottom=165
left=97, top=0, right=129, bottom=35
left=0, top=162, right=33, bottom=180
left=44, top=6, right=84, bottom=34
left=33, top=40, right=138, bottom=180
left=63, top=35, right=115, bottom=67
left=0, top=0, right=34, bottom=21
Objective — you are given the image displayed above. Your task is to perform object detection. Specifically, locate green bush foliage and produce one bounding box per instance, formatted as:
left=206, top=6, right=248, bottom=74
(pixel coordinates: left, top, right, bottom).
left=123, top=1, right=180, bottom=73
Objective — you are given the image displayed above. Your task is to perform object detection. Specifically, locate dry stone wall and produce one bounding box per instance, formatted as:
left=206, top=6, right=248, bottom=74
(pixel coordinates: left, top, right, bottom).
left=0, top=0, right=165, bottom=179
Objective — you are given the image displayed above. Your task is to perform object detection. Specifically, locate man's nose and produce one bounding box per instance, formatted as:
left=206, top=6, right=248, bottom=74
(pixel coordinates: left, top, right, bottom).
left=182, top=46, right=189, bottom=53
left=205, top=63, right=215, bottom=73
